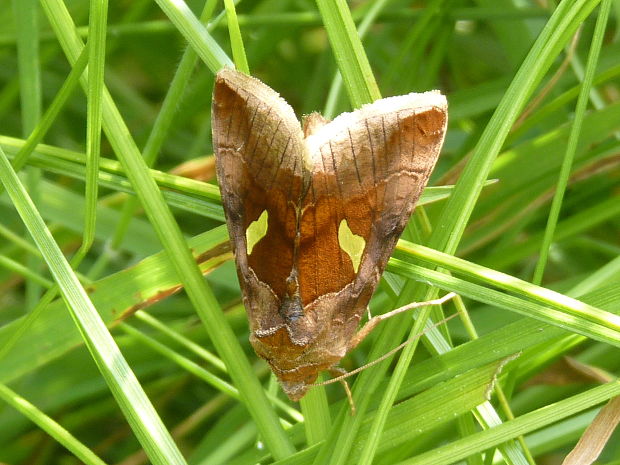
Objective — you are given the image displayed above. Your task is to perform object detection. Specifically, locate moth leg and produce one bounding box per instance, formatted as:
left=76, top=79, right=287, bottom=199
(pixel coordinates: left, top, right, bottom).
left=366, top=306, right=372, bottom=320
left=348, top=292, right=456, bottom=350
left=328, top=367, right=356, bottom=415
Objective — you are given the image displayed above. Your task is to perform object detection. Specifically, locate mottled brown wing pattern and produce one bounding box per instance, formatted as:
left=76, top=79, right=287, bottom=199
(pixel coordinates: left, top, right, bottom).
left=299, top=94, right=447, bottom=323
left=212, top=69, right=306, bottom=334
left=212, top=68, right=447, bottom=400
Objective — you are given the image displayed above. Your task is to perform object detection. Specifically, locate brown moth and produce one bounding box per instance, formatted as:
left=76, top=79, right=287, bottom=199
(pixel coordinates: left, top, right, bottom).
left=212, top=68, right=447, bottom=401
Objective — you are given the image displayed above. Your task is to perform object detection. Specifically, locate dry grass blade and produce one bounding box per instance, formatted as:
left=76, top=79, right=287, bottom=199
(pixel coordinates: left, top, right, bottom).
left=562, top=395, right=620, bottom=465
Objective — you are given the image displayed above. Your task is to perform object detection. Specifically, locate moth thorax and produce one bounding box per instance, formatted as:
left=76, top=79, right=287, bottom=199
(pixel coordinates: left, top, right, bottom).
left=285, top=273, right=298, bottom=295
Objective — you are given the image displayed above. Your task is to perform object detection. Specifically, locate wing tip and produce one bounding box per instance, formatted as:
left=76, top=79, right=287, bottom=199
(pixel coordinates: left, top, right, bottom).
left=215, top=66, right=254, bottom=89
left=213, top=68, right=302, bottom=134
left=363, top=90, right=447, bottom=115
left=305, top=90, right=448, bottom=150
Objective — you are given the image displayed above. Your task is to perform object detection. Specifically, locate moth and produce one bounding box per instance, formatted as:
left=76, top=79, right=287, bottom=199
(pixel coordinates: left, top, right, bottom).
left=212, top=68, right=447, bottom=401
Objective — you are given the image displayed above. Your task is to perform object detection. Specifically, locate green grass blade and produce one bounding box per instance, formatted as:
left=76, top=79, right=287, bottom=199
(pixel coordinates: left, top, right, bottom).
left=223, top=0, right=249, bottom=73
left=314, top=0, right=381, bottom=106
left=0, top=255, right=52, bottom=288
left=7, top=47, right=88, bottom=175
left=109, top=1, right=221, bottom=256
left=134, top=310, right=227, bottom=372
left=390, top=260, right=620, bottom=346
left=397, top=241, right=620, bottom=334
left=38, top=0, right=295, bottom=458
left=12, top=0, right=41, bottom=133
left=532, top=0, right=612, bottom=283
left=153, top=0, right=233, bottom=72
left=0, top=226, right=230, bottom=385
left=0, top=383, right=107, bottom=465
left=322, top=0, right=392, bottom=118
left=0, top=146, right=187, bottom=464
left=81, top=0, right=108, bottom=251
left=11, top=0, right=43, bottom=310
left=429, top=0, right=602, bottom=257
left=402, top=381, right=620, bottom=465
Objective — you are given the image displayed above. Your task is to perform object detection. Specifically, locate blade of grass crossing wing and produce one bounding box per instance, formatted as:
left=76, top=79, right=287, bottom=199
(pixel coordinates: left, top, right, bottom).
left=356, top=3, right=605, bottom=465
left=39, top=0, right=295, bottom=458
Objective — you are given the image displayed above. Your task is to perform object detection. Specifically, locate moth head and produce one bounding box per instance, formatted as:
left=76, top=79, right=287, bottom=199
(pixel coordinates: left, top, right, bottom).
left=302, top=112, right=330, bottom=137
left=268, top=356, right=328, bottom=402
left=280, top=379, right=311, bottom=401
left=278, top=367, right=323, bottom=401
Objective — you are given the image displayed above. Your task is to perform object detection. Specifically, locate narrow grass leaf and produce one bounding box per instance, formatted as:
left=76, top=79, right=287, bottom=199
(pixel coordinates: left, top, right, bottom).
left=533, top=0, right=612, bottom=283
left=429, top=0, right=602, bottom=257
left=562, top=395, right=620, bottom=465
left=400, top=381, right=620, bottom=465
left=0, top=383, right=107, bottom=465
left=153, top=0, right=233, bottom=72
left=37, top=0, right=295, bottom=457
left=224, top=0, right=249, bottom=73
left=314, top=0, right=381, bottom=106
left=80, top=0, right=108, bottom=253
left=0, top=146, right=187, bottom=464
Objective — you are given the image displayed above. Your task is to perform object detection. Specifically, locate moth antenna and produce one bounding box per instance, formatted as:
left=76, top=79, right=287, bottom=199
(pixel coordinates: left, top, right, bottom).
left=313, top=308, right=460, bottom=388
left=349, top=292, right=457, bottom=350
left=328, top=367, right=356, bottom=415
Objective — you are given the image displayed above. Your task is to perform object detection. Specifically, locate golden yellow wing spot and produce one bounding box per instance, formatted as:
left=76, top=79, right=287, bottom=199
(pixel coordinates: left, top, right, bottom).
left=338, top=219, right=365, bottom=273
left=246, top=210, right=269, bottom=255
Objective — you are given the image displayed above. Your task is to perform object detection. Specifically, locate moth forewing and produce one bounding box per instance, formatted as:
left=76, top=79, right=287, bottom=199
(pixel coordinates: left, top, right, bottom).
left=212, top=67, right=447, bottom=401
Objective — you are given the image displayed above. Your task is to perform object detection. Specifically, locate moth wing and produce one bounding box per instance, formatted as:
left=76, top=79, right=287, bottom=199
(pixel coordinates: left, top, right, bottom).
left=212, top=68, right=306, bottom=324
left=299, top=92, right=447, bottom=316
